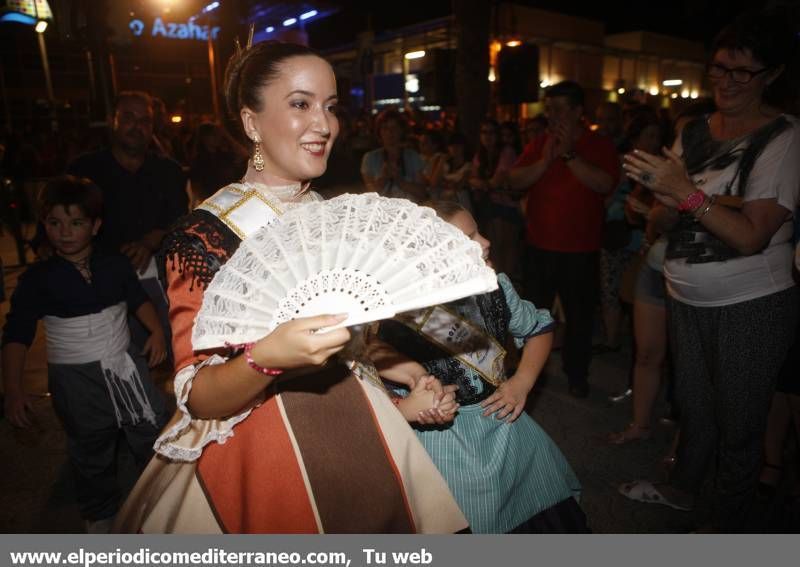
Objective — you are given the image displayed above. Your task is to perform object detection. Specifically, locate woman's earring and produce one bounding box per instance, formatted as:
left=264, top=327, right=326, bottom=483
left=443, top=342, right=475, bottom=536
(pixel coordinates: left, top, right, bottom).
left=253, top=139, right=265, bottom=172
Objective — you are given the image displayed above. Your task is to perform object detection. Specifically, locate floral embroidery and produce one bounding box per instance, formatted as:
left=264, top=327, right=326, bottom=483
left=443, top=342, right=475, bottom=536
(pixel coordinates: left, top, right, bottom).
left=158, top=210, right=240, bottom=291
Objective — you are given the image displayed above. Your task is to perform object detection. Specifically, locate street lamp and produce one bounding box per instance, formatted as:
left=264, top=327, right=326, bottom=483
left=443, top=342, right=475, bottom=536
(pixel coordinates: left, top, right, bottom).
left=35, top=20, right=55, bottom=105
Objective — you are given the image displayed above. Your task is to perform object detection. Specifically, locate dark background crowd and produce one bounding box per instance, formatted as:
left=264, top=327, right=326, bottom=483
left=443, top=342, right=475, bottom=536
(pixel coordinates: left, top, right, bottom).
left=1, top=0, right=800, bottom=534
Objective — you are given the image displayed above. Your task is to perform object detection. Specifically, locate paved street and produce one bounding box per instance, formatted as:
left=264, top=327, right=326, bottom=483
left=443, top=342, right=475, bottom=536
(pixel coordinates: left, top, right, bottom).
left=0, top=228, right=717, bottom=533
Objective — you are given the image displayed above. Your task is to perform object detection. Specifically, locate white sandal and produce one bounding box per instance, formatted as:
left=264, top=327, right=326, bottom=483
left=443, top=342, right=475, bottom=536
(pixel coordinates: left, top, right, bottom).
left=618, top=480, right=692, bottom=511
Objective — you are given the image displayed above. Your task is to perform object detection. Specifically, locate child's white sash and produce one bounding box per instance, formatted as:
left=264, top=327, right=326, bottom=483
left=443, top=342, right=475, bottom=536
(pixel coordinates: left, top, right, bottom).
left=44, top=303, right=157, bottom=427
left=398, top=305, right=506, bottom=386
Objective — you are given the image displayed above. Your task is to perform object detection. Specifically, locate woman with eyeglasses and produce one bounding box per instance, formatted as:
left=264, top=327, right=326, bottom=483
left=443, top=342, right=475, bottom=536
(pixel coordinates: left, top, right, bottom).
left=619, top=10, right=800, bottom=532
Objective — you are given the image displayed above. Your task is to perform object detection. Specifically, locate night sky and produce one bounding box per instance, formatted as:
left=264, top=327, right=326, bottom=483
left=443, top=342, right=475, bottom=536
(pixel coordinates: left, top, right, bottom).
left=305, top=0, right=795, bottom=49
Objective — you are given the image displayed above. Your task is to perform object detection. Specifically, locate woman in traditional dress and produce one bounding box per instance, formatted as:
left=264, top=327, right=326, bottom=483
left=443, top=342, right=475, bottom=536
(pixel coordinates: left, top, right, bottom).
left=372, top=201, right=588, bottom=533
left=114, top=40, right=468, bottom=534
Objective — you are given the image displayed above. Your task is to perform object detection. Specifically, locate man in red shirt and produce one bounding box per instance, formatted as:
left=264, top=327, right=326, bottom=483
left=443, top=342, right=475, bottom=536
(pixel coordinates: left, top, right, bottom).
left=508, top=81, right=620, bottom=398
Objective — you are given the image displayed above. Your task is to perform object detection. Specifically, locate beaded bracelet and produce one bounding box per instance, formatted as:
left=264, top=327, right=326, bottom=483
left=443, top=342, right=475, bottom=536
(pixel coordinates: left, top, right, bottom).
left=226, top=342, right=284, bottom=376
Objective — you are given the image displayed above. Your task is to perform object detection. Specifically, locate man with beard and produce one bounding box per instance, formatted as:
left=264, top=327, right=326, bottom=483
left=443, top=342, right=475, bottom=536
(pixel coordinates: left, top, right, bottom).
left=67, top=91, right=187, bottom=270
left=65, top=91, right=187, bottom=356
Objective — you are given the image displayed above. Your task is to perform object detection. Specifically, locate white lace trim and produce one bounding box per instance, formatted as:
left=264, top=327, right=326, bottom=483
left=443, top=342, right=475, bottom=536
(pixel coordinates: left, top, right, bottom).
left=153, top=355, right=255, bottom=462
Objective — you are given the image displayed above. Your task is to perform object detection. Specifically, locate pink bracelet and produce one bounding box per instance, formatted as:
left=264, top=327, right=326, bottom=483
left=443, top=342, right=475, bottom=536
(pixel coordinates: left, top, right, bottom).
left=226, top=342, right=284, bottom=376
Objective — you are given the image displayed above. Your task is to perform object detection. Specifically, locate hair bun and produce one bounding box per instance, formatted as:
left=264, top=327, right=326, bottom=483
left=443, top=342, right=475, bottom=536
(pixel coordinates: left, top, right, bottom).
left=222, top=40, right=321, bottom=120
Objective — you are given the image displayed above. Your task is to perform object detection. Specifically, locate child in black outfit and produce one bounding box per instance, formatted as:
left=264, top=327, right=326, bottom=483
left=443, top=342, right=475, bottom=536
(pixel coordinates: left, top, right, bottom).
left=2, top=175, right=169, bottom=532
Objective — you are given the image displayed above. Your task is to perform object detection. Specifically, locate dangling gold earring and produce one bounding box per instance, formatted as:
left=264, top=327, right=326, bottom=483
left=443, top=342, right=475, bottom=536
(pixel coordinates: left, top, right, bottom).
left=252, top=140, right=265, bottom=172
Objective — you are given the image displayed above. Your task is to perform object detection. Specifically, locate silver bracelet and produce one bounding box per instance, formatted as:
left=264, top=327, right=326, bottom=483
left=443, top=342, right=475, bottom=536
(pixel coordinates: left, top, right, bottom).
left=695, top=195, right=717, bottom=220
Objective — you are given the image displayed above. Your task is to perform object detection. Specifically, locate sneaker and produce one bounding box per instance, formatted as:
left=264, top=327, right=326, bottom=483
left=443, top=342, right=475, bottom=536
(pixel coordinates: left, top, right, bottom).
left=608, top=387, right=633, bottom=403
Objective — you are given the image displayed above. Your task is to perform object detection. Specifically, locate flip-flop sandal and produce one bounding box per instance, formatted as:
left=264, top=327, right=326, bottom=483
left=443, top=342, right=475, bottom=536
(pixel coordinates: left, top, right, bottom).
left=618, top=480, right=692, bottom=511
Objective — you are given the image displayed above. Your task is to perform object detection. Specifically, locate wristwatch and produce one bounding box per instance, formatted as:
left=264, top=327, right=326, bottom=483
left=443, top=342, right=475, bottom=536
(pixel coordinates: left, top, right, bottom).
left=561, top=151, right=577, bottom=162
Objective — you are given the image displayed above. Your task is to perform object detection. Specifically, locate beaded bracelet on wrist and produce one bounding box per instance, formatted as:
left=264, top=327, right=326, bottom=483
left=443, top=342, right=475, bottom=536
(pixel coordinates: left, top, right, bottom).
left=225, top=342, right=284, bottom=376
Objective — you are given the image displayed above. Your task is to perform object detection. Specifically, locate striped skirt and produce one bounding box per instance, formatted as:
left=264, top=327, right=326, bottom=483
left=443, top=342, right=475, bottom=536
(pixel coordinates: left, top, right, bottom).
left=114, top=366, right=468, bottom=533
left=414, top=403, right=582, bottom=533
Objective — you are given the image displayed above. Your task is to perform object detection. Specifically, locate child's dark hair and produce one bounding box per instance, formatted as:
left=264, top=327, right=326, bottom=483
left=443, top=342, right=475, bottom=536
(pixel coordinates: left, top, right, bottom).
left=38, top=175, right=103, bottom=221
left=424, top=200, right=468, bottom=222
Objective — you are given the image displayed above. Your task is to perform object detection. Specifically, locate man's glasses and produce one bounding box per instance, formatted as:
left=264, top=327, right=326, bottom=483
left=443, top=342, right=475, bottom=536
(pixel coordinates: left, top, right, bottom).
left=117, top=111, right=154, bottom=127
left=707, top=63, right=772, bottom=84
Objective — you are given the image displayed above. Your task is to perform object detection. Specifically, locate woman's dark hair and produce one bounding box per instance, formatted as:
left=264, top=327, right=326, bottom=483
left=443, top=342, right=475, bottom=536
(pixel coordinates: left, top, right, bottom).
left=619, top=113, right=661, bottom=154
left=712, top=8, right=799, bottom=109
left=500, top=120, right=522, bottom=154
left=476, top=118, right=502, bottom=179
left=223, top=40, right=322, bottom=119
left=374, top=109, right=407, bottom=139
left=38, top=175, right=103, bottom=221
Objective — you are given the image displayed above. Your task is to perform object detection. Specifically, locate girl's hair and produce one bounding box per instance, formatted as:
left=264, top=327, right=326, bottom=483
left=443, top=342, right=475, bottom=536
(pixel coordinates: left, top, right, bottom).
left=424, top=199, right=467, bottom=222
left=476, top=118, right=502, bottom=179
left=38, top=175, right=103, bottom=221
left=500, top=121, right=522, bottom=154
left=223, top=40, right=322, bottom=120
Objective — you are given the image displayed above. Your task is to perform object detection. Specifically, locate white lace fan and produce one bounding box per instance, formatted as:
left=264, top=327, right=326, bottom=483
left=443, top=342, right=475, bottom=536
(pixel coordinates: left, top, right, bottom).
left=192, top=193, right=497, bottom=350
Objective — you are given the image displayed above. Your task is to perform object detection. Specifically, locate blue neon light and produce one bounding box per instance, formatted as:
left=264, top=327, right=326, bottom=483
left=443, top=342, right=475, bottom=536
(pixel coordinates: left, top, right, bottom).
left=300, top=10, right=318, bottom=20
left=283, top=18, right=296, bottom=26
left=203, top=1, right=220, bottom=13
left=266, top=26, right=274, bottom=32
left=0, top=12, right=37, bottom=26
left=130, top=19, right=145, bottom=36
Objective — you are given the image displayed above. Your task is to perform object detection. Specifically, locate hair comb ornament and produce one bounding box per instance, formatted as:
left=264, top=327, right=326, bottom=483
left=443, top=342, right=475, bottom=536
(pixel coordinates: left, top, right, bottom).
left=234, top=23, right=256, bottom=56
left=192, top=193, right=498, bottom=349
left=246, top=23, right=255, bottom=49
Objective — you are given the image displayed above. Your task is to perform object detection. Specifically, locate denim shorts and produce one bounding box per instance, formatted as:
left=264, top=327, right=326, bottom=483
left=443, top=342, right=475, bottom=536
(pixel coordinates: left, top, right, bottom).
left=635, top=262, right=666, bottom=307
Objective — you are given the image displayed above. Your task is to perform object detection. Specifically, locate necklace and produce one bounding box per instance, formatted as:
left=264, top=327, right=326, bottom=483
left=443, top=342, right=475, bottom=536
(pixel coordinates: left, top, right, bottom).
left=66, top=256, right=92, bottom=283
left=238, top=177, right=310, bottom=202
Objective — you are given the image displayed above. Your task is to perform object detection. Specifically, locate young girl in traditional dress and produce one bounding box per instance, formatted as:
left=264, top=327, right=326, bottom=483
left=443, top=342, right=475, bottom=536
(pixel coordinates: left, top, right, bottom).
left=373, top=201, right=588, bottom=533
left=113, top=41, right=467, bottom=534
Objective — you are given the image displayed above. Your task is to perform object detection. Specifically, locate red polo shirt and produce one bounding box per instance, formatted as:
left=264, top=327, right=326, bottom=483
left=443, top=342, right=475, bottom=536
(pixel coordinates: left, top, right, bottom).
left=515, top=130, right=620, bottom=253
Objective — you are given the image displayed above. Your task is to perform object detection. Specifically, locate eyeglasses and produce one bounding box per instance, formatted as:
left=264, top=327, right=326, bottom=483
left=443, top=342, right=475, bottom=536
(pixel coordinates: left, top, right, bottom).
left=706, top=63, right=772, bottom=84
left=117, top=111, right=154, bottom=127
